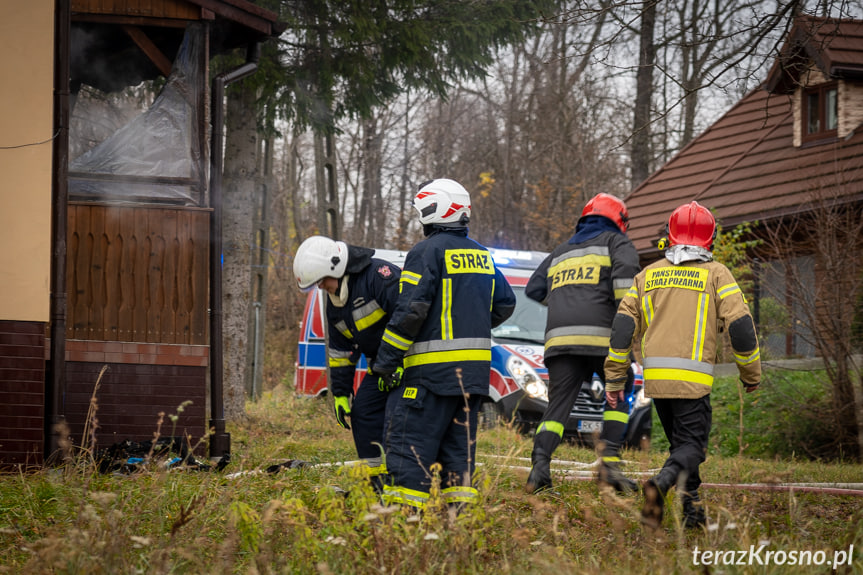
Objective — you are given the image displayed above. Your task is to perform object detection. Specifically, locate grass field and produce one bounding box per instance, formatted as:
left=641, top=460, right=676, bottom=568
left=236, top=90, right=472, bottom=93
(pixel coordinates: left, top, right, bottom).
left=1, top=374, right=861, bottom=574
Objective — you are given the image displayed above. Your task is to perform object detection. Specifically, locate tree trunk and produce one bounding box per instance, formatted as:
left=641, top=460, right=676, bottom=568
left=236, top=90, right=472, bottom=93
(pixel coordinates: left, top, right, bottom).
left=363, top=116, right=383, bottom=246
left=631, top=0, right=657, bottom=191
left=221, top=84, right=258, bottom=419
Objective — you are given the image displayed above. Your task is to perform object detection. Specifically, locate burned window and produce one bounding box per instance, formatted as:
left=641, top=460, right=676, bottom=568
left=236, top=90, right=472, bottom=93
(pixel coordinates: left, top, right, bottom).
left=69, top=25, right=205, bottom=205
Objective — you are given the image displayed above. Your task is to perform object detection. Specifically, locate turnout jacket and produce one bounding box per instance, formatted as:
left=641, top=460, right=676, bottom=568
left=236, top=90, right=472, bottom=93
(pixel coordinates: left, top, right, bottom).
left=374, top=227, right=516, bottom=396
left=326, top=246, right=401, bottom=398
left=604, top=257, right=762, bottom=399
left=526, top=220, right=640, bottom=359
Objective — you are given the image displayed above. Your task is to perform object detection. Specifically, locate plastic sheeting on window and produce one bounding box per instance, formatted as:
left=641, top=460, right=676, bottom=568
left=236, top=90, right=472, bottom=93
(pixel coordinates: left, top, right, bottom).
left=69, top=25, right=205, bottom=205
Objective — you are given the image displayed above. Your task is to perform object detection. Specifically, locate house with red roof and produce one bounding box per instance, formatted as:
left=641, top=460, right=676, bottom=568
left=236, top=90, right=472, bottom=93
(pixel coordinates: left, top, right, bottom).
left=624, top=16, right=863, bottom=358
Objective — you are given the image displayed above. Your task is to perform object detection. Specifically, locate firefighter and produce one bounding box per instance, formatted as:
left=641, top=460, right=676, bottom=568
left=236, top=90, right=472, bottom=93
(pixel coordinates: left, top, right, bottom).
left=372, top=178, right=516, bottom=510
left=604, top=201, right=761, bottom=529
left=524, top=193, right=641, bottom=494
left=293, top=236, right=402, bottom=488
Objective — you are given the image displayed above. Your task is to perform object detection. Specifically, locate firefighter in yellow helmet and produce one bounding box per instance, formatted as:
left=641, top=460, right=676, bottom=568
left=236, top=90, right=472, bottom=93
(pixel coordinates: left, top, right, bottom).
left=604, top=201, right=762, bottom=529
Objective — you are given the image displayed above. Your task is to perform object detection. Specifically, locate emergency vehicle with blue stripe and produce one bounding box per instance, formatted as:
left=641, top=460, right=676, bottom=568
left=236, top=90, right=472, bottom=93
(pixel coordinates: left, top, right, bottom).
left=295, top=248, right=652, bottom=447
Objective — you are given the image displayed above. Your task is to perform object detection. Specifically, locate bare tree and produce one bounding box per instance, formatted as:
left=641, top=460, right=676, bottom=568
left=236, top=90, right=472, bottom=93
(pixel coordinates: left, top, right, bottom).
left=759, top=187, right=863, bottom=460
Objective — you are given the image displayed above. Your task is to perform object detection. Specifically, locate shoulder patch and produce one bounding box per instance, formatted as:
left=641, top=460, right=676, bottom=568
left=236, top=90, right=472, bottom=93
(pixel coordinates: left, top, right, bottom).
left=377, top=264, right=394, bottom=279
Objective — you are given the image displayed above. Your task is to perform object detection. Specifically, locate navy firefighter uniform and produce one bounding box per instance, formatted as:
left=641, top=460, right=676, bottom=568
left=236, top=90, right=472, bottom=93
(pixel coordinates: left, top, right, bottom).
left=373, top=178, right=516, bottom=509
left=324, top=245, right=401, bottom=477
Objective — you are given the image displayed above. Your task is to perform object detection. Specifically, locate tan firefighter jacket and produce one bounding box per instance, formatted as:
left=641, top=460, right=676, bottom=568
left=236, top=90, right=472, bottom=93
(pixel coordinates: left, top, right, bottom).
left=604, top=257, right=761, bottom=399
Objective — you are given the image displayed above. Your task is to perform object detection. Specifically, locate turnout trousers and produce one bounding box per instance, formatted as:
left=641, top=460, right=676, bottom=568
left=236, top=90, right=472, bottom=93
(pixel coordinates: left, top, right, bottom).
left=652, top=395, right=712, bottom=492
left=532, top=355, right=606, bottom=458
left=382, top=385, right=483, bottom=509
left=351, top=372, right=391, bottom=478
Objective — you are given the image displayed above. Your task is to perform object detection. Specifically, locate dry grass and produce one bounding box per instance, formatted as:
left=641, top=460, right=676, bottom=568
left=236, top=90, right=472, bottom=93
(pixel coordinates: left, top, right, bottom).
left=1, top=384, right=861, bottom=574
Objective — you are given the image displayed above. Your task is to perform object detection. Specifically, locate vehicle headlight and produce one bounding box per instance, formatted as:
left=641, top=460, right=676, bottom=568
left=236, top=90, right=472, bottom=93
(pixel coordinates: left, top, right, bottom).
left=506, top=356, right=547, bottom=401
left=632, top=387, right=652, bottom=410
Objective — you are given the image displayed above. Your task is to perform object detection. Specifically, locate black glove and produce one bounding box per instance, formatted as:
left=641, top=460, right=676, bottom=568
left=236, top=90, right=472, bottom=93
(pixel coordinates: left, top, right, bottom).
left=741, top=379, right=760, bottom=393
left=378, top=366, right=404, bottom=392
left=333, top=396, right=351, bottom=429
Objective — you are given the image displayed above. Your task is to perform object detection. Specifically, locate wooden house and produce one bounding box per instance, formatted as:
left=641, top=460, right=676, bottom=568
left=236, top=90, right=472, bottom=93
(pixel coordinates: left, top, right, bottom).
left=0, top=0, right=282, bottom=467
left=624, top=16, right=863, bottom=358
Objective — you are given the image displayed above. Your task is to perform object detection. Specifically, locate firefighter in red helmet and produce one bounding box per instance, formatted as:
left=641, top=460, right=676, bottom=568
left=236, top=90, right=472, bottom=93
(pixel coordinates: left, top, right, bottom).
left=604, top=201, right=762, bottom=529
left=524, top=193, right=640, bottom=494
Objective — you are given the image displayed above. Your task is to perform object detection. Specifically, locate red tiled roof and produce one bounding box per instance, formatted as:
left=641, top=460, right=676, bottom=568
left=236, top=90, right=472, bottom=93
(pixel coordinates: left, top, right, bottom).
left=625, top=17, right=863, bottom=258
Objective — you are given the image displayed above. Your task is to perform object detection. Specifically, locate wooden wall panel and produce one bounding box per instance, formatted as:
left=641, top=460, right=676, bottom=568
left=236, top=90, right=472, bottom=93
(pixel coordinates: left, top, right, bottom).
left=67, top=204, right=209, bottom=345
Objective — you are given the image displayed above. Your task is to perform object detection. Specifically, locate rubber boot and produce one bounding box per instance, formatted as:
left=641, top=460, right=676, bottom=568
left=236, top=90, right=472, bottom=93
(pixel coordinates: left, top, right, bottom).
left=598, top=460, right=638, bottom=494
left=641, top=468, right=676, bottom=529
left=525, top=450, right=553, bottom=494
left=682, top=490, right=706, bottom=529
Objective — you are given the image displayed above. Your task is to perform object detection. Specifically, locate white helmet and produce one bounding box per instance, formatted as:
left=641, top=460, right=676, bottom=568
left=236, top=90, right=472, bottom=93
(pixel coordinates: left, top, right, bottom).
left=413, top=178, right=471, bottom=225
left=293, top=236, right=348, bottom=292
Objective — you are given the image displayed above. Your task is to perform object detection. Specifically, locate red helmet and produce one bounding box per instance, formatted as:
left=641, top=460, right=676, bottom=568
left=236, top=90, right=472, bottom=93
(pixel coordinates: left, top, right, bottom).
left=667, top=201, right=716, bottom=249
left=581, top=193, right=629, bottom=232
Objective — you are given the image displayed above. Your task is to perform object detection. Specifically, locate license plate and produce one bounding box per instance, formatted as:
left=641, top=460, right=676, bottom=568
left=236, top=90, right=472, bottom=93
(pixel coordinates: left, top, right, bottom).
left=578, top=420, right=602, bottom=433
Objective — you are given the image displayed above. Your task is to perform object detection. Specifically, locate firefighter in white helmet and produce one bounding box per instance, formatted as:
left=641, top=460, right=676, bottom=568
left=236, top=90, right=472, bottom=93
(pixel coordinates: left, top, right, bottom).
left=293, top=235, right=402, bottom=489
left=372, top=178, right=516, bottom=510
left=604, top=201, right=761, bottom=529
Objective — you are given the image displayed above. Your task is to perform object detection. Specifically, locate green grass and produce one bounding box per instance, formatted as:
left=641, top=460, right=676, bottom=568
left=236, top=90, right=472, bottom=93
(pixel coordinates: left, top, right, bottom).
left=1, top=378, right=862, bottom=574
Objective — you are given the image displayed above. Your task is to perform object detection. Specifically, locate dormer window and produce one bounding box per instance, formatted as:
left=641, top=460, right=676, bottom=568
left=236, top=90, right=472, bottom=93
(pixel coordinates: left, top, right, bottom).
left=803, top=82, right=838, bottom=141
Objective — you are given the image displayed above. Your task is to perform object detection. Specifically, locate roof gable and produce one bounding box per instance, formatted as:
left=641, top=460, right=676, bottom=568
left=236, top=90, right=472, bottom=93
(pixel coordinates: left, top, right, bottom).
left=766, top=16, right=863, bottom=93
left=626, top=17, right=863, bottom=258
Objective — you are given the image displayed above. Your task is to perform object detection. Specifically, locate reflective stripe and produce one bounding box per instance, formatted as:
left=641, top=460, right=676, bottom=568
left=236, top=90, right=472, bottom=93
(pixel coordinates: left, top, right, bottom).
left=718, top=282, right=741, bottom=299
left=328, top=357, right=354, bottom=368
left=692, top=292, right=709, bottom=361
left=400, top=270, right=421, bottom=288
left=353, top=301, right=386, bottom=332
left=734, top=348, right=761, bottom=365
left=334, top=320, right=352, bottom=339
left=408, top=338, right=491, bottom=354
left=490, top=278, right=495, bottom=311
left=404, top=349, right=491, bottom=368
left=607, top=348, right=629, bottom=363
left=382, top=485, right=428, bottom=508
left=643, top=356, right=715, bottom=375
left=362, top=456, right=387, bottom=477
left=442, top=486, right=479, bottom=504
left=383, top=328, right=412, bottom=351
left=328, top=349, right=354, bottom=368
left=549, top=245, right=610, bottom=268
left=546, top=334, right=610, bottom=349
left=537, top=420, right=565, bottom=438
left=644, top=367, right=714, bottom=387
left=440, top=278, right=453, bottom=339
left=624, top=285, right=638, bottom=299
left=603, top=410, right=629, bottom=424
left=641, top=295, right=654, bottom=326
left=602, top=456, right=621, bottom=463
left=613, top=278, right=633, bottom=300
left=404, top=337, right=491, bottom=368
left=546, top=325, right=611, bottom=339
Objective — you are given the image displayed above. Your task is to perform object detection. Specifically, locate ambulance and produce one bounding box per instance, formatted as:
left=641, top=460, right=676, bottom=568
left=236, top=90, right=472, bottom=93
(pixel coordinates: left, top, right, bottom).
left=294, top=248, right=652, bottom=448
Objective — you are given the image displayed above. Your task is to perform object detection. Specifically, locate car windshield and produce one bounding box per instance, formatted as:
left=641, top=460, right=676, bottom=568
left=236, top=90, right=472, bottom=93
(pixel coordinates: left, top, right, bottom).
left=491, top=286, right=547, bottom=344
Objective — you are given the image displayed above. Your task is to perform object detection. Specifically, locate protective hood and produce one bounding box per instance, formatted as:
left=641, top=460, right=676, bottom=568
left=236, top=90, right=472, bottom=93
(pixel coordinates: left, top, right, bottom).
left=569, top=215, right=622, bottom=244
left=665, top=244, right=713, bottom=264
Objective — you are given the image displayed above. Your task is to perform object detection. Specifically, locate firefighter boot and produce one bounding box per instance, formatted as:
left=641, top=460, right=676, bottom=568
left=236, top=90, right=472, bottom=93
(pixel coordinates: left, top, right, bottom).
left=598, top=460, right=638, bottom=494
left=525, top=450, right=553, bottom=494
left=641, top=468, right=676, bottom=529
left=682, top=490, right=706, bottom=529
